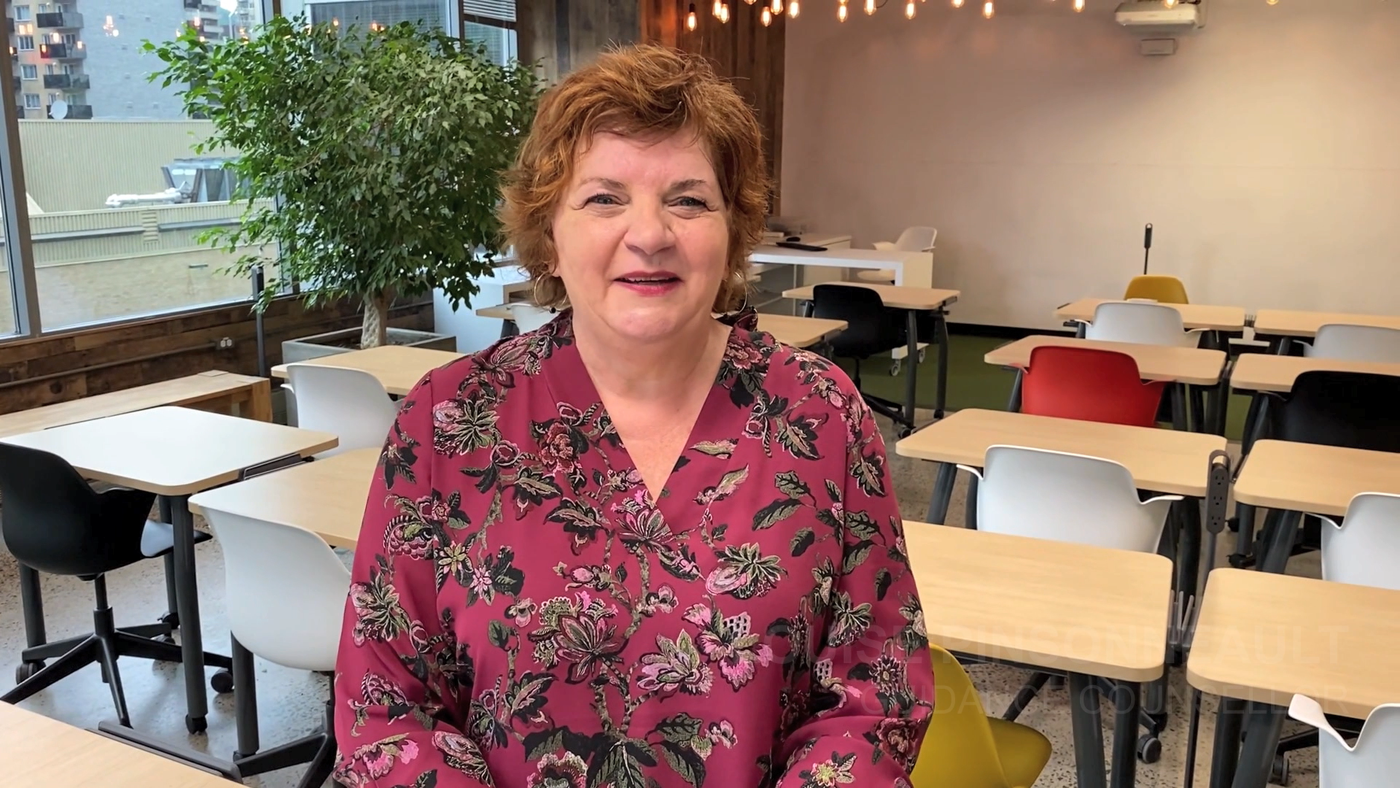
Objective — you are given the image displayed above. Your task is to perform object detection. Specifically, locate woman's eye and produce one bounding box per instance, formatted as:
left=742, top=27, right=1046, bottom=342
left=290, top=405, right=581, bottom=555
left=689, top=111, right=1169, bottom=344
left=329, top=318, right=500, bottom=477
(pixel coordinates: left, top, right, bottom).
left=584, top=194, right=620, bottom=206
left=674, top=196, right=710, bottom=209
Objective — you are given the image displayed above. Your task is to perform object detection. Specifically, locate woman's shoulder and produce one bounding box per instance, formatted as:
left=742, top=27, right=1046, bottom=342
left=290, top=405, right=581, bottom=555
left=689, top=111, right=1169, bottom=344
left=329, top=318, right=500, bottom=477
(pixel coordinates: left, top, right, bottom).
left=732, top=322, right=867, bottom=418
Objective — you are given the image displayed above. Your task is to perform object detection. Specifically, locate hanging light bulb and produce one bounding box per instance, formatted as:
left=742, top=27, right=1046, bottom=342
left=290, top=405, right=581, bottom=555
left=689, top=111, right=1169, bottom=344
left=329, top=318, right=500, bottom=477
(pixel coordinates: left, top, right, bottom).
left=720, top=1, right=731, bottom=20
left=761, top=6, right=773, bottom=24
left=952, top=0, right=964, bottom=7
left=983, top=0, right=994, bottom=17
left=864, top=0, right=877, bottom=13
left=1073, top=0, right=1084, bottom=9
left=789, top=0, right=799, bottom=16
left=838, top=2, right=849, bottom=20
left=1162, top=0, right=1176, bottom=6
left=771, top=0, right=783, bottom=14
left=713, top=0, right=722, bottom=16
left=744, top=0, right=756, bottom=5
left=905, top=0, right=916, bottom=17
left=687, top=2, right=698, bottom=29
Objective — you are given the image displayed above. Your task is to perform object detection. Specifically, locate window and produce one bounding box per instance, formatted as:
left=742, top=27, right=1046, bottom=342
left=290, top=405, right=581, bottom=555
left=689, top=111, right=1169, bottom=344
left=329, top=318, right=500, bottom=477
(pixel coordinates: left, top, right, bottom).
left=461, top=0, right=517, bottom=65
left=20, top=65, right=37, bottom=80
left=307, top=1, right=449, bottom=32
left=18, top=36, right=34, bottom=51
left=7, top=1, right=276, bottom=331
left=14, top=6, right=31, bottom=21
left=62, top=33, right=77, bottom=48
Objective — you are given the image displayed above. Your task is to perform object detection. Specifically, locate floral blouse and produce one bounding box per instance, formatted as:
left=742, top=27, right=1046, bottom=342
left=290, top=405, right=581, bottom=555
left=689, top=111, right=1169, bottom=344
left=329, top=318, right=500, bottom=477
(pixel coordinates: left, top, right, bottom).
left=333, top=309, right=934, bottom=788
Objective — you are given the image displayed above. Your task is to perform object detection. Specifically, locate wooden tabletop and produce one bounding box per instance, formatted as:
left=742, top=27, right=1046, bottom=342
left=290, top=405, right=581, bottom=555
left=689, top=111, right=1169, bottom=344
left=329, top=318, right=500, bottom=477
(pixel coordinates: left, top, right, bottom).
left=270, top=345, right=465, bottom=397
left=189, top=447, right=378, bottom=550
left=1229, top=353, right=1400, bottom=393
left=0, top=407, right=339, bottom=496
left=1233, top=439, right=1400, bottom=517
left=782, top=282, right=961, bottom=311
left=477, top=307, right=847, bottom=349
left=475, top=303, right=513, bottom=320
left=895, top=408, right=1226, bottom=496
left=0, top=703, right=232, bottom=787
left=1254, top=309, right=1400, bottom=338
left=1055, top=298, right=1247, bottom=332
left=985, top=335, right=1228, bottom=386
left=0, top=370, right=271, bottom=438
left=1187, top=569, right=1400, bottom=720
left=905, top=521, right=1171, bottom=682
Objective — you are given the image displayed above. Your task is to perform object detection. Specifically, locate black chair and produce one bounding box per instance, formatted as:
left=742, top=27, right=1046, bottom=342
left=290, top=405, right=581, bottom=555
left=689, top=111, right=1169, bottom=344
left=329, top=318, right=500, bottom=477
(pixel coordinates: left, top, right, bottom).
left=0, top=443, right=223, bottom=726
left=810, top=284, right=908, bottom=425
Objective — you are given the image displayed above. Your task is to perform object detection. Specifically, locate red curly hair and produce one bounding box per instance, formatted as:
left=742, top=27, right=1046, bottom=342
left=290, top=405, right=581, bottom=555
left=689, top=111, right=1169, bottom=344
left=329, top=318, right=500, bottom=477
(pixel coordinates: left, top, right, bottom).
left=500, top=44, right=770, bottom=312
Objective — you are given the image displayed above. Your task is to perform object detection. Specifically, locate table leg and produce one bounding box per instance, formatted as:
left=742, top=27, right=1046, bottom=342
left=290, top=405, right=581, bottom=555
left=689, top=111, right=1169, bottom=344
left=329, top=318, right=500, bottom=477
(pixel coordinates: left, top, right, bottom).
left=1070, top=673, right=1108, bottom=788
left=1171, top=384, right=1189, bottom=431
left=245, top=379, right=274, bottom=423
left=1190, top=385, right=1207, bottom=433
left=232, top=635, right=260, bottom=759
left=1242, top=394, right=1270, bottom=456
left=964, top=473, right=979, bottom=530
left=934, top=308, right=950, bottom=420
left=19, top=563, right=46, bottom=653
left=1229, top=503, right=1257, bottom=569
left=1110, top=680, right=1142, bottom=788
left=1176, top=498, right=1204, bottom=611
left=1230, top=703, right=1288, bottom=788
left=166, top=495, right=209, bottom=733
left=904, top=309, right=921, bottom=428
left=1006, top=368, right=1023, bottom=413
left=1208, top=697, right=1246, bottom=788
left=925, top=463, right=957, bottom=525
left=1210, top=379, right=1230, bottom=436
left=1256, top=509, right=1301, bottom=574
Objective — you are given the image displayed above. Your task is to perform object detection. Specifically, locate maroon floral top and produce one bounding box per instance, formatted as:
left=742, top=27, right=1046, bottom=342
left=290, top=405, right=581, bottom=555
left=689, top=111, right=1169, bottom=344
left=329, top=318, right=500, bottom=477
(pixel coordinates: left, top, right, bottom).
left=333, top=309, right=933, bottom=788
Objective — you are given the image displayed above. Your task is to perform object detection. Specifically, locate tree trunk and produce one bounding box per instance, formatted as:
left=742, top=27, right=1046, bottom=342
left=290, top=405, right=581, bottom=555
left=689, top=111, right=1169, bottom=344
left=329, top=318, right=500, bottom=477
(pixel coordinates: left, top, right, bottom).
left=361, top=289, right=391, bottom=349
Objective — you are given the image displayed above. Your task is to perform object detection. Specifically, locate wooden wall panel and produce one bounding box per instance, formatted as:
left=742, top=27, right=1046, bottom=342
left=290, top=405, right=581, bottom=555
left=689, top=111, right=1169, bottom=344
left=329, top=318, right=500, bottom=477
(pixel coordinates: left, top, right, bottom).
left=517, top=0, right=642, bottom=84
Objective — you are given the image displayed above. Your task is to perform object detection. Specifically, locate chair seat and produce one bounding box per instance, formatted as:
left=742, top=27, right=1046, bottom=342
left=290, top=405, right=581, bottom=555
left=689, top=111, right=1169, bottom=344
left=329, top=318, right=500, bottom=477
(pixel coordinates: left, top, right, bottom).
left=987, top=718, right=1053, bottom=787
left=140, top=520, right=212, bottom=559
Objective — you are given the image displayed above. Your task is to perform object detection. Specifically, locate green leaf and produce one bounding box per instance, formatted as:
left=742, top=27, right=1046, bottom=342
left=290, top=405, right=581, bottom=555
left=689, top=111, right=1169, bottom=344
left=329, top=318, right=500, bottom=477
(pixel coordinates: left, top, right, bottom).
left=487, top=620, right=512, bottom=648
left=875, top=568, right=893, bottom=601
left=652, top=713, right=702, bottom=744
left=843, top=540, right=875, bottom=574
left=659, top=741, right=707, bottom=788
left=693, top=440, right=737, bottom=458
left=775, top=470, right=810, bottom=500
left=790, top=528, right=816, bottom=557
left=589, top=739, right=649, bottom=788
left=753, top=498, right=801, bottom=531
left=846, top=511, right=880, bottom=541
left=824, top=479, right=842, bottom=503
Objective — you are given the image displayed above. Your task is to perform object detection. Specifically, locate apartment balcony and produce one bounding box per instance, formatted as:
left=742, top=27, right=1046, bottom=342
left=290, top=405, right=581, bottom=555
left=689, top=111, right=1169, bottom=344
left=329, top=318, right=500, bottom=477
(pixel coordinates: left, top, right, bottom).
left=43, top=73, right=90, bottom=90
left=183, top=0, right=216, bottom=9
left=12, top=76, right=19, bottom=93
left=39, top=42, right=86, bottom=60
left=48, top=102, right=93, bottom=119
left=36, top=11, right=84, bottom=29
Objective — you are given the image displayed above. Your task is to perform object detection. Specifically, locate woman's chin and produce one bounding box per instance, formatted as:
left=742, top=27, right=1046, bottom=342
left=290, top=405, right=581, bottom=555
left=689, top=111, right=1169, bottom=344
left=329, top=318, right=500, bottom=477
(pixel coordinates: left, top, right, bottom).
left=603, top=307, right=705, bottom=344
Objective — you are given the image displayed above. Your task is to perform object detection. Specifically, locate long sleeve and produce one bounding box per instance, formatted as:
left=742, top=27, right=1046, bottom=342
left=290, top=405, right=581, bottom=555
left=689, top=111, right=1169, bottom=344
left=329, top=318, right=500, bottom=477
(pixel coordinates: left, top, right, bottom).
left=334, top=371, right=495, bottom=788
left=775, top=390, right=935, bottom=787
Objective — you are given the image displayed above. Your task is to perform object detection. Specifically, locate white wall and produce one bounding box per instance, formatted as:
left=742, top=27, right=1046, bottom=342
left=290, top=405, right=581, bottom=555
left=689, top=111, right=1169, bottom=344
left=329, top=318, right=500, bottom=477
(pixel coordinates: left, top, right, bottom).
left=781, top=0, right=1400, bottom=328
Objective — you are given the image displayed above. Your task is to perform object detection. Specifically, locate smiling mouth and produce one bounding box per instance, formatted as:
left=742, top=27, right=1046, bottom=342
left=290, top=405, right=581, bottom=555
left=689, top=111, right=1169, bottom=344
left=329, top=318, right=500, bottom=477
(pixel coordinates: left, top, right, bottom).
left=617, top=275, right=680, bottom=284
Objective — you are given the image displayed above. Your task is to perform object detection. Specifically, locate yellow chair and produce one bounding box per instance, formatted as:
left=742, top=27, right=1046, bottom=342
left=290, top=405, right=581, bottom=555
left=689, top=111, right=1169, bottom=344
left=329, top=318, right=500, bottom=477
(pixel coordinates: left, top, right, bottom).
left=1123, top=275, right=1189, bottom=304
left=911, top=646, right=1052, bottom=788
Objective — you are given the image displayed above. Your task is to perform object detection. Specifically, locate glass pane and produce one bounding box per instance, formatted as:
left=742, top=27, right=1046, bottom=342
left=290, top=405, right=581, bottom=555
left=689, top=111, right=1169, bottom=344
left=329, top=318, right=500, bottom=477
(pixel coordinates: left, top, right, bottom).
left=15, top=0, right=270, bottom=331
left=1, top=264, right=16, bottom=336
left=281, top=0, right=450, bottom=32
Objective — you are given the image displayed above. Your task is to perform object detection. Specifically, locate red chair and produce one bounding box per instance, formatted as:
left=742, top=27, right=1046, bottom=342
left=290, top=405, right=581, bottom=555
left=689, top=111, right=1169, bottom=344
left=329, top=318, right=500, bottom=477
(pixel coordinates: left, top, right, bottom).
left=1020, top=345, right=1166, bottom=427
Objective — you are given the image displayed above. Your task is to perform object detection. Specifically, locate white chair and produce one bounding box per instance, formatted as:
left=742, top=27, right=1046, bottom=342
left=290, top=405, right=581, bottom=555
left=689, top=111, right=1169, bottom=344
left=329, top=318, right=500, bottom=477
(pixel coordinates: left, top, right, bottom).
left=1303, top=324, right=1400, bottom=363
left=1082, top=301, right=1206, bottom=348
left=285, top=364, right=398, bottom=456
left=959, top=444, right=1180, bottom=553
left=507, top=302, right=558, bottom=332
left=860, top=226, right=937, bottom=283
left=1288, top=694, right=1400, bottom=788
left=202, top=507, right=350, bottom=788
left=1319, top=492, right=1400, bottom=591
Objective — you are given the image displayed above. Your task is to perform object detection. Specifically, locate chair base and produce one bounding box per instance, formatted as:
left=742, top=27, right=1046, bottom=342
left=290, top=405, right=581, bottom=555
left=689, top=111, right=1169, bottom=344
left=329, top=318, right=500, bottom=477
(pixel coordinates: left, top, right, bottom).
left=236, top=698, right=337, bottom=788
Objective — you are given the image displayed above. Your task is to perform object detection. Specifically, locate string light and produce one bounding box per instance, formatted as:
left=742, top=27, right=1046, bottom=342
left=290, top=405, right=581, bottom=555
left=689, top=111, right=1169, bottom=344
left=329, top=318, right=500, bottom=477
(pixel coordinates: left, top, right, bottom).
left=864, top=0, right=876, bottom=13
left=952, top=0, right=964, bottom=7
left=771, top=0, right=783, bottom=14
left=983, top=0, right=994, bottom=17
left=713, top=0, right=722, bottom=16
left=760, top=6, right=773, bottom=24
left=838, top=1, right=848, bottom=20
left=1162, top=0, right=1176, bottom=6
left=905, top=0, right=916, bottom=17
left=789, top=0, right=799, bottom=17
left=1074, top=0, right=1085, bottom=10
left=720, top=1, right=731, bottom=21
left=744, top=0, right=755, bottom=4
left=687, top=2, right=698, bottom=29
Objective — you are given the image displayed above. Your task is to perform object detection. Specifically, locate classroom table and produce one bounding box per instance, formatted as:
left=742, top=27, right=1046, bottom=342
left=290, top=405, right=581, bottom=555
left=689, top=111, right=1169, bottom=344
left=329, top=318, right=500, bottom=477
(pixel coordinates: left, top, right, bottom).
left=271, top=345, right=465, bottom=397
left=783, top=282, right=961, bottom=429
left=1229, top=353, right=1400, bottom=394
left=0, top=407, right=338, bottom=734
left=1188, top=569, right=1400, bottom=788
left=0, top=703, right=236, bottom=787
left=187, top=446, right=378, bottom=758
left=476, top=305, right=850, bottom=350
left=905, top=521, right=1172, bottom=788
left=1252, top=308, right=1400, bottom=339
left=1056, top=298, right=1248, bottom=333
left=1233, top=438, right=1400, bottom=575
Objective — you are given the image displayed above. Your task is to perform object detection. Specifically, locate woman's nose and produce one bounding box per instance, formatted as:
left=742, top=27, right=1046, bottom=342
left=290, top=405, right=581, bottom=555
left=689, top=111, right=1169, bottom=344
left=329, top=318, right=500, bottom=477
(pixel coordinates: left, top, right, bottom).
left=623, top=200, right=676, bottom=257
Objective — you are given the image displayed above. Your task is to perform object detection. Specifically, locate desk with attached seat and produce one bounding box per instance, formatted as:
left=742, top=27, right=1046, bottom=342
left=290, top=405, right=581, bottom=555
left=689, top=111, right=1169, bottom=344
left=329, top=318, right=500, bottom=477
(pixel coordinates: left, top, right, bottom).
left=270, top=345, right=464, bottom=397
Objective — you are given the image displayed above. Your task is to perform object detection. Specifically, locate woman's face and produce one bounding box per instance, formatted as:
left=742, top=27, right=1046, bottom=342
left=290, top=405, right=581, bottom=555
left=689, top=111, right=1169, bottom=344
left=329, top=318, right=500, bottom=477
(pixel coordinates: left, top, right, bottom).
left=551, top=129, right=730, bottom=346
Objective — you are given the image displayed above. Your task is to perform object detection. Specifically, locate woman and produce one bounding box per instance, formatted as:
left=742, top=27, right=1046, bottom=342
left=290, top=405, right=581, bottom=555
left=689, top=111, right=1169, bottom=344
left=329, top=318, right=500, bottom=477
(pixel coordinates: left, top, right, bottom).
left=334, top=44, right=933, bottom=788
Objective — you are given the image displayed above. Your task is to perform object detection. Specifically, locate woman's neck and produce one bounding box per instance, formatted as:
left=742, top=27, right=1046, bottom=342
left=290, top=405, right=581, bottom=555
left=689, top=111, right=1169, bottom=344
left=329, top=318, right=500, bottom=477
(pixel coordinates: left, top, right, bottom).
left=571, top=311, right=731, bottom=404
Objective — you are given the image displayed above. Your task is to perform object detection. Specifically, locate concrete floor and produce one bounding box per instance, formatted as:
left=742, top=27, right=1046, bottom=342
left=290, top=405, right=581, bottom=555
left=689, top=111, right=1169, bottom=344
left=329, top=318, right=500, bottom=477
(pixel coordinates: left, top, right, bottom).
left=0, top=408, right=1322, bottom=787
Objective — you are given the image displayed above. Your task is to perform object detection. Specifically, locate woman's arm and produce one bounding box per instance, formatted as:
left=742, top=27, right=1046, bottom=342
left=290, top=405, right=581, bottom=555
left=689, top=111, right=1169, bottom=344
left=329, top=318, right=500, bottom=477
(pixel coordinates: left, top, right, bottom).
left=776, top=389, right=935, bottom=787
left=334, top=372, right=495, bottom=788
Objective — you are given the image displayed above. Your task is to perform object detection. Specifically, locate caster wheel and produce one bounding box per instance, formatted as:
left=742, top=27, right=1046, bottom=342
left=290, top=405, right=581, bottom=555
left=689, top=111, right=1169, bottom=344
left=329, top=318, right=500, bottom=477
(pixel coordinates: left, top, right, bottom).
left=1136, top=734, right=1162, bottom=764
left=15, top=661, right=43, bottom=683
left=897, top=426, right=913, bottom=439
left=1271, top=754, right=1289, bottom=785
left=154, top=634, right=176, bottom=645
left=1226, top=516, right=1240, bottom=533
left=186, top=714, right=208, bottom=734
left=160, top=612, right=180, bottom=628
left=211, top=670, right=235, bottom=695
left=890, top=361, right=902, bottom=377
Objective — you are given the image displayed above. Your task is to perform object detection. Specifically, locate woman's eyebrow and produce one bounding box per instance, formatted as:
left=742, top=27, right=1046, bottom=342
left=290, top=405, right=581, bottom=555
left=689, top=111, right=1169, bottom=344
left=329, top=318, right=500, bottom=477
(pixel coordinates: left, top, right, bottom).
left=579, top=177, right=628, bottom=191
left=668, top=178, right=713, bottom=193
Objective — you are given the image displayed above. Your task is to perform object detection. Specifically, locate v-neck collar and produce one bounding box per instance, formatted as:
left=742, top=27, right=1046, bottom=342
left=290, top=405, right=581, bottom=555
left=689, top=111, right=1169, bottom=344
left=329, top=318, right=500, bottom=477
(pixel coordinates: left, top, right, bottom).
left=538, top=308, right=771, bottom=520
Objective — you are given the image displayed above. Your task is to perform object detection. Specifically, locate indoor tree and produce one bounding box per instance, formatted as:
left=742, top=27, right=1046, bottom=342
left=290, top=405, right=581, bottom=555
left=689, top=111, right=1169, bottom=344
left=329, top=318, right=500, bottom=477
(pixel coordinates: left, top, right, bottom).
left=147, top=16, right=540, bottom=348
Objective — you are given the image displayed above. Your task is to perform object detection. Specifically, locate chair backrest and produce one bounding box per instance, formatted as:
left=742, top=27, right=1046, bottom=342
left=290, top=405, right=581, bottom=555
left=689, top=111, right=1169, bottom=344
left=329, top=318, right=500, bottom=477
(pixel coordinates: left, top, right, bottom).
left=1321, top=493, right=1400, bottom=591
left=285, top=364, right=398, bottom=456
left=909, top=644, right=1013, bottom=788
left=1123, top=275, right=1189, bottom=304
left=977, top=445, right=1171, bottom=553
left=1085, top=301, right=1198, bottom=347
left=0, top=443, right=147, bottom=577
left=1272, top=371, right=1400, bottom=454
left=1306, top=324, right=1400, bottom=363
left=893, top=226, right=937, bottom=252
left=1020, top=345, right=1166, bottom=427
left=811, top=284, right=904, bottom=359
left=201, top=508, right=349, bottom=672
left=506, top=302, right=557, bottom=333
left=1289, top=694, right=1400, bottom=788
